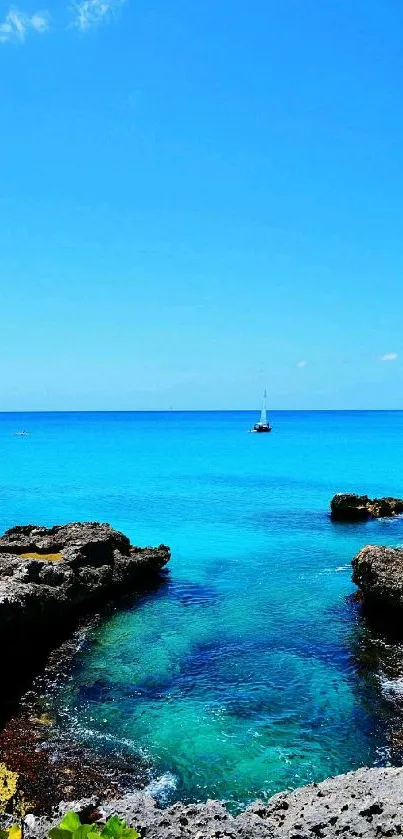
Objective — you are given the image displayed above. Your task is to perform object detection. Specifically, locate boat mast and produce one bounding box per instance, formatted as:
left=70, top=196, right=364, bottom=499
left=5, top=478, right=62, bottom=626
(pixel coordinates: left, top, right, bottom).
left=260, top=389, right=267, bottom=425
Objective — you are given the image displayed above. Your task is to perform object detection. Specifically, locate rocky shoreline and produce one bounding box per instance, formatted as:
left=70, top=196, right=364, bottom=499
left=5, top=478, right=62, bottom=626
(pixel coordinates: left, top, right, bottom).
left=353, top=544, right=403, bottom=633
left=0, top=522, right=169, bottom=711
left=0, top=619, right=154, bottom=814
left=0, top=522, right=170, bottom=809
left=2, top=514, right=403, bottom=837
left=23, top=767, right=403, bottom=838
left=0, top=522, right=170, bottom=630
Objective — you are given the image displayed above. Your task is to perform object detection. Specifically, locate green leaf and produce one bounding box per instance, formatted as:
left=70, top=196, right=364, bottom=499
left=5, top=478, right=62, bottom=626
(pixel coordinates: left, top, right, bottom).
left=49, top=829, right=74, bottom=839
left=59, top=813, right=81, bottom=833
left=101, top=817, right=125, bottom=839
left=101, top=819, right=139, bottom=839
left=0, top=829, right=9, bottom=839
left=73, top=826, right=94, bottom=839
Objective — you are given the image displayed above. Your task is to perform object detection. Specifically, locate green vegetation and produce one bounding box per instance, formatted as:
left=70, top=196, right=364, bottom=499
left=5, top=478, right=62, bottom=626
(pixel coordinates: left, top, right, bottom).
left=49, top=813, right=140, bottom=839
left=0, top=763, right=140, bottom=839
left=0, top=764, right=18, bottom=809
left=0, top=763, right=31, bottom=839
left=0, top=826, right=21, bottom=839
left=0, top=816, right=141, bottom=839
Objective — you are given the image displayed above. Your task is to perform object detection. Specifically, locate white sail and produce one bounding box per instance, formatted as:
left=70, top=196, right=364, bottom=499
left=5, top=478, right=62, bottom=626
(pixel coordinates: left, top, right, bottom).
left=259, top=390, right=267, bottom=425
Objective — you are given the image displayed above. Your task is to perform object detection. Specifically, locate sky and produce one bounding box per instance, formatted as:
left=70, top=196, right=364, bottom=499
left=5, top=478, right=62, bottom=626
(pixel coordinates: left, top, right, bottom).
left=1, top=0, right=403, bottom=410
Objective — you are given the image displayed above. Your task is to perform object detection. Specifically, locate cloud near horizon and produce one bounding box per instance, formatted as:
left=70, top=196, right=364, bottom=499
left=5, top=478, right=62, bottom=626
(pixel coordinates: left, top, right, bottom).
left=0, top=6, right=50, bottom=43
left=71, top=0, right=126, bottom=30
left=379, top=352, right=398, bottom=362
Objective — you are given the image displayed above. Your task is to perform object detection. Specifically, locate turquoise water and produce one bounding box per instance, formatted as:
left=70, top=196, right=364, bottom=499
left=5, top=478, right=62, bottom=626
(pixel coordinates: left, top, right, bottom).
left=2, top=411, right=403, bottom=807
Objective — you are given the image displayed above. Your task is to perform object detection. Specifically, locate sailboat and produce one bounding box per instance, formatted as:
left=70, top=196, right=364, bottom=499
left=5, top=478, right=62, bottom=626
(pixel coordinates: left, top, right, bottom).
left=251, top=390, right=272, bottom=433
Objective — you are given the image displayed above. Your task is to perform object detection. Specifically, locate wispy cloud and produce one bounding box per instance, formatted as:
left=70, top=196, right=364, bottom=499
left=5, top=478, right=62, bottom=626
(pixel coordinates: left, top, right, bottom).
left=0, top=6, right=50, bottom=43
left=297, top=360, right=308, bottom=368
left=71, top=0, right=126, bottom=30
left=379, top=352, right=398, bottom=362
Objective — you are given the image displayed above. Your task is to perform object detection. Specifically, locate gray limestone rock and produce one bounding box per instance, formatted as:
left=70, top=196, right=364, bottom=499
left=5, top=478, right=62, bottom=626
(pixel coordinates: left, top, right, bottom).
left=21, top=767, right=403, bottom=839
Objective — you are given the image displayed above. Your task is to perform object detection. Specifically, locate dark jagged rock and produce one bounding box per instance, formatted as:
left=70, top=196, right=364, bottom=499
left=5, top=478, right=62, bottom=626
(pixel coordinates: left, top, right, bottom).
left=331, top=493, right=371, bottom=521
left=368, top=497, right=403, bottom=518
left=331, top=493, right=403, bottom=521
left=352, top=544, right=403, bottom=629
left=0, top=523, right=169, bottom=700
left=0, top=522, right=169, bottom=623
left=22, top=767, right=403, bottom=839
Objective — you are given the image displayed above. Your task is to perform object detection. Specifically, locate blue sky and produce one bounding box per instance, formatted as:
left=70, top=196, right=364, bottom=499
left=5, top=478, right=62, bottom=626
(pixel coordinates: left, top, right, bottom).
left=1, top=0, right=403, bottom=410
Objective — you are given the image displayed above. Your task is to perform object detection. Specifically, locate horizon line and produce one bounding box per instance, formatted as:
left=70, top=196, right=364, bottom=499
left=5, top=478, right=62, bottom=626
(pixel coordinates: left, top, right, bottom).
left=1, top=408, right=403, bottom=414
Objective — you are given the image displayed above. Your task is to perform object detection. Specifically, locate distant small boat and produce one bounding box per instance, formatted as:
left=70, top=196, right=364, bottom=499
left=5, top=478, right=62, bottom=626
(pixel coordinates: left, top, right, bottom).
left=251, top=390, right=272, bottom=433
left=14, top=430, right=30, bottom=437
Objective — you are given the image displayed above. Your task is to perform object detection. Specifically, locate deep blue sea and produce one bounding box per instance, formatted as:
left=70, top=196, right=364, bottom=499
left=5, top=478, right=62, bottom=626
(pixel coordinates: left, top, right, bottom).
left=2, top=410, right=403, bottom=808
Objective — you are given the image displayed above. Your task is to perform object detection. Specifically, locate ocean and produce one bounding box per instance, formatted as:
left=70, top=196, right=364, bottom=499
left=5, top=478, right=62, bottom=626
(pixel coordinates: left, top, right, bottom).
left=2, top=410, right=403, bottom=808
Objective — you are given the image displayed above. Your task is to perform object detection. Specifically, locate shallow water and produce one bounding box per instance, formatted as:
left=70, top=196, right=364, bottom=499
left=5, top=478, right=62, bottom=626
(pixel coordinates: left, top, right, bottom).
left=2, top=410, right=403, bottom=807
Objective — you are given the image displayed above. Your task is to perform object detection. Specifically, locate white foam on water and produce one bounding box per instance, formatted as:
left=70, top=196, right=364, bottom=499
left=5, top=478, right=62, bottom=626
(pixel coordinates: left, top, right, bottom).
left=319, top=565, right=350, bottom=574
left=379, top=675, right=403, bottom=697
left=144, top=772, right=178, bottom=803
left=58, top=715, right=150, bottom=757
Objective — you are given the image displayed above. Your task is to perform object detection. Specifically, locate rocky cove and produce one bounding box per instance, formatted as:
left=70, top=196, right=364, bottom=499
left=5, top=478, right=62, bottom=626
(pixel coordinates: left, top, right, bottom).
left=2, top=503, right=403, bottom=838
left=0, top=523, right=170, bottom=713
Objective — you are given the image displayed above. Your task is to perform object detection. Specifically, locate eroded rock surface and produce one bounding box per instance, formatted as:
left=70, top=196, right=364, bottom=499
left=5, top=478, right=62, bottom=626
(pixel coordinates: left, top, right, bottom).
left=331, top=493, right=403, bottom=522
left=24, top=767, right=403, bottom=838
left=353, top=543, right=403, bottom=626
left=0, top=523, right=169, bottom=668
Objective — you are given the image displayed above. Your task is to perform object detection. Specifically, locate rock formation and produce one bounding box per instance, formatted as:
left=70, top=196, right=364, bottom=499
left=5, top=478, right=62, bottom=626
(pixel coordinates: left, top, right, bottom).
left=0, top=523, right=169, bottom=683
left=24, top=766, right=403, bottom=839
left=3, top=523, right=403, bottom=837
left=331, top=493, right=403, bottom=522
left=352, top=543, right=403, bottom=627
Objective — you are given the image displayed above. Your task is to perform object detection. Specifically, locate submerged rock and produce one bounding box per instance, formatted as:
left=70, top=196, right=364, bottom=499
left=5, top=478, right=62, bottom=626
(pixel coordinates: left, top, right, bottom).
left=331, top=493, right=403, bottom=521
left=0, top=523, right=169, bottom=682
left=23, top=766, right=403, bottom=838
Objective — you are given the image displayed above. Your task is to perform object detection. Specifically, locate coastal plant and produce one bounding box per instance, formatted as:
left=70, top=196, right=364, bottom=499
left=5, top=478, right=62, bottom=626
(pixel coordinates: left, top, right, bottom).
left=0, top=763, right=34, bottom=839
left=0, top=763, right=21, bottom=839
left=0, top=770, right=141, bottom=839
left=0, top=827, right=22, bottom=839
left=49, top=812, right=140, bottom=839
left=0, top=764, right=18, bottom=812
left=12, top=792, right=34, bottom=825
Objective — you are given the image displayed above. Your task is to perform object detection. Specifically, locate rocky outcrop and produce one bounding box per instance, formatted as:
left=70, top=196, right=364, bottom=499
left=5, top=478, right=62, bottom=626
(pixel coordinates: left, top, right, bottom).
left=368, top=497, right=403, bottom=518
left=0, top=523, right=169, bottom=682
left=352, top=543, right=403, bottom=627
left=331, top=493, right=370, bottom=521
left=331, top=493, right=403, bottom=521
left=23, top=767, right=403, bottom=839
